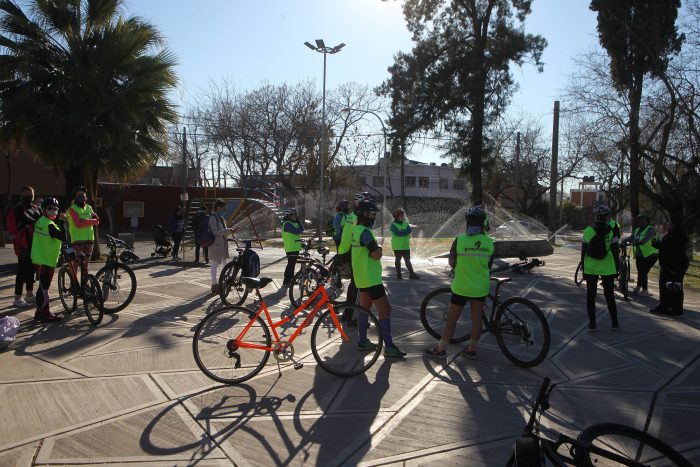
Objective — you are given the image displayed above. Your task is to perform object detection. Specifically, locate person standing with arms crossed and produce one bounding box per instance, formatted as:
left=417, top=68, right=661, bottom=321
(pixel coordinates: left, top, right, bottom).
left=425, top=206, right=493, bottom=359
left=390, top=208, right=419, bottom=280
left=281, top=208, right=304, bottom=288
left=66, top=186, right=99, bottom=282
left=31, top=198, right=67, bottom=323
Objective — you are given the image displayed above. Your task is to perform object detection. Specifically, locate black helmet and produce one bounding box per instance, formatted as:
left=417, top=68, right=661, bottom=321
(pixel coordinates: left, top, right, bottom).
left=283, top=207, right=298, bottom=218
left=353, top=191, right=374, bottom=207
left=466, top=205, right=486, bottom=225
left=42, top=197, right=60, bottom=210
left=355, top=199, right=379, bottom=214
left=335, top=200, right=349, bottom=212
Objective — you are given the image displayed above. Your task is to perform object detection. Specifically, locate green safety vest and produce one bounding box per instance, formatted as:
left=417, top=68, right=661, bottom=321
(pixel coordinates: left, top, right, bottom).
left=634, top=225, right=658, bottom=258
left=67, top=203, right=95, bottom=242
left=31, top=216, right=61, bottom=267
left=451, top=233, right=494, bottom=298
left=338, top=212, right=357, bottom=255
left=351, top=224, right=383, bottom=288
left=281, top=221, right=302, bottom=253
left=391, top=221, right=411, bottom=251
left=583, top=225, right=616, bottom=276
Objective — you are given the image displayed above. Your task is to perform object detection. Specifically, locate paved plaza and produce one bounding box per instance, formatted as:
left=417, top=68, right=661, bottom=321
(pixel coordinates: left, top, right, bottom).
left=0, top=241, right=699, bottom=466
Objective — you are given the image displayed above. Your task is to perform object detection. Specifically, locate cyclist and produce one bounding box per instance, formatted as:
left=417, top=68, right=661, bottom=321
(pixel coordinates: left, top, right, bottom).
left=390, top=208, right=419, bottom=280
left=281, top=208, right=304, bottom=287
left=30, top=197, right=67, bottom=322
left=6, top=185, right=42, bottom=307
left=337, top=195, right=361, bottom=306
left=332, top=200, right=349, bottom=250
left=582, top=204, right=620, bottom=331
left=425, top=205, right=494, bottom=359
left=66, top=186, right=99, bottom=281
left=621, top=214, right=658, bottom=296
left=352, top=194, right=406, bottom=358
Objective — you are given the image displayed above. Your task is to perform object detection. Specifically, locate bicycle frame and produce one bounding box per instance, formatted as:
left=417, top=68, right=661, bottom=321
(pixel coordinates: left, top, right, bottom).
left=235, top=284, right=349, bottom=352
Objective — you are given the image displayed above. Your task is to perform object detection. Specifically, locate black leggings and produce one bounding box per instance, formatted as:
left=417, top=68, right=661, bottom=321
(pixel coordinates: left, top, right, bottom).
left=35, top=265, right=55, bottom=313
left=172, top=231, right=183, bottom=257
left=283, top=252, right=299, bottom=284
left=585, top=274, right=618, bottom=326
left=15, top=253, right=35, bottom=296
left=635, top=255, right=657, bottom=290
left=394, top=250, right=414, bottom=274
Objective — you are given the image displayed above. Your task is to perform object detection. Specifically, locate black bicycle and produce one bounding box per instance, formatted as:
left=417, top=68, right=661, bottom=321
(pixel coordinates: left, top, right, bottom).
left=94, top=235, right=137, bottom=313
left=218, top=239, right=254, bottom=306
left=618, top=242, right=632, bottom=301
left=289, top=240, right=344, bottom=307
left=506, top=377, right=692, bottom=466
left=420, top=260, right=550, bottom=367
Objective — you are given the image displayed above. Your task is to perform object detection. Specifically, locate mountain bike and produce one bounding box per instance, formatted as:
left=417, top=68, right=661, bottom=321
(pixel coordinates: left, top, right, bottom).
left=56, top=245, right=104, bottom=325
left=94, top=235, right=137, bottom=313
left=618, top=242, right=632, bottom=301
left=218, top=239, right=255, bottom=306
left=289, top=240, right=344, bottom=307
left=575, top=262, right=584, bottom=286
left=420, top=263, right=550, bottom=367
left=193, top=276, right=382, bottom=384
left=506, top=377, right=692, bottom=466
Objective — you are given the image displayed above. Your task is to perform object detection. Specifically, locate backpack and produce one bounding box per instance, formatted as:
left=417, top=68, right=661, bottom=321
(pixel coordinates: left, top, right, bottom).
left=197, top=215, right=215, bottom=248
left=241, top=249, right=260, bottom=278
left=587, top=231, right=609, bottom=260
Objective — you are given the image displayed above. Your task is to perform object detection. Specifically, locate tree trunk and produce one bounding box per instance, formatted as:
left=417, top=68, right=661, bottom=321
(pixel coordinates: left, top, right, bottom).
left=628, top=74, right=644, bottom=221
left=469, top=89, right=486, bottom=203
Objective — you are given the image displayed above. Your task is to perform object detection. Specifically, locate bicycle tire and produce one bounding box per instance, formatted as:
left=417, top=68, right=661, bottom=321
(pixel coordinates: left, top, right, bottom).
left=419, top=287, right=471, bottom=343
left=95, top=263, right=136, bottom=313
left=575, top=262, right=584, bottom=286
left=289, top=267, right=321, bottom=308
left=219, top=261, right=248, bottom=306
left=575, top=422, right=692, bottom=467
left=193, top=306, right=271, bottom=384
left=58, top=267, right=78, bottom=313
left=494, top=297, right=550, bottom=368
left=311, top=304, right=383, bottom=377
left=81, top=274, right=104, bottom=326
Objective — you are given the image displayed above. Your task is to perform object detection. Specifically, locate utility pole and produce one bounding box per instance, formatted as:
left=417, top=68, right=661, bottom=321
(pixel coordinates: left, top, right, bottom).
left=181, top=126, right=188, bottom=211
left=514, top=131, right=520, bottom=215
left=549, top=101, right=560, bottom=238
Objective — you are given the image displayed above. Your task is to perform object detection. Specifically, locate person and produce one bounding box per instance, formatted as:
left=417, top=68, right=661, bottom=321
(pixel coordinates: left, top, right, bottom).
left=332, top=200, right=349, bottom=250
left=581, top=204, right=620, bottom=331
left=650, top=216, right=689, bottom=316
left=30, top=197, right=67, bottom=322
left=192, top=205, right=210, bottom=263
left=208, top=199, right=234, bottom=294
left=352, top=194, right=406, bottom=358
left=337, top=194, right=362, bottom=307
left=425, top=205, right=494, bottom=359
left=168, top=206, right=185, bottom=261
left=281, top=207, right=304, bottom=287
left=390, top=208, right=419, bottom=280
left=66, top=186, right=99, bottom=281
left=6, top=186, right=42, bottom=308
left=622, top=214, right=658, bottom=296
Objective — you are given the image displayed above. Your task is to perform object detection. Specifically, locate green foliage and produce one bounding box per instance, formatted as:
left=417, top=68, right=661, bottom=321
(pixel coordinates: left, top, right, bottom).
left=0, top=0, right=178, bottom=193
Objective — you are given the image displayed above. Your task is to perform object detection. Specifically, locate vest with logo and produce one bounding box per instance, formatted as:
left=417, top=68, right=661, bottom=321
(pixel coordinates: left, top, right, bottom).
left=351, top=224, right=383, bottom=288
left=31, top=216, right=62, bottom=267
left=452, top=233, right=494, bottom=298
left=391, top=221, right=411, bottom=251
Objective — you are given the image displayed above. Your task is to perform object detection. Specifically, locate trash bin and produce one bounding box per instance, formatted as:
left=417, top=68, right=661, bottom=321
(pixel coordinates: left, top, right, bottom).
left=118, top=233, right=135, bottom=247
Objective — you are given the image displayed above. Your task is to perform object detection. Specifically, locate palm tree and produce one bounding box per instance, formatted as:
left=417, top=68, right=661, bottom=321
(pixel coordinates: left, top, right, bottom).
left=0, top=0, right=179, bottom=196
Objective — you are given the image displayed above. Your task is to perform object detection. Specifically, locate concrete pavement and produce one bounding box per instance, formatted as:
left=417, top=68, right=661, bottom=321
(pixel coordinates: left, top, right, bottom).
left=0, top=240, right=698, bottom=466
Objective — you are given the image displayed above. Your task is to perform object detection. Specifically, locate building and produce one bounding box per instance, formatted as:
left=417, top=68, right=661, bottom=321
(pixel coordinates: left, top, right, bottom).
left=570, top=179, right=605, bottom=209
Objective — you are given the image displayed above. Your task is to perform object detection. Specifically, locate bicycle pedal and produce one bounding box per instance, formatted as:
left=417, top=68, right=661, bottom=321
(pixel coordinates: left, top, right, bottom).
left=293, top=363, right=304, bottom=370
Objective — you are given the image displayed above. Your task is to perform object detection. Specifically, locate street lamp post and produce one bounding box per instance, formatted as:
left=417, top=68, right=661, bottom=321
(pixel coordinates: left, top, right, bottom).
left=341, top=108, right=389, bottom=239
left=305, top=39, right=345, bottom=241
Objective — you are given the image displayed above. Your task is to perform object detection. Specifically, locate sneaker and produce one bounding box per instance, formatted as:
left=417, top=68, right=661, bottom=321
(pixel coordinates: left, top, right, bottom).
left=384, top=344, right=407, bottom=358
left=588, top=323, right=597, bottom=332
left=13, top=297, right=32, bottom=308
left=357, top=339, right=378, bottom=351
left=23, top=295, right=36, bottom=304
left=424, top=346, right=447, bottom=359
left=638, top=289, right=651, bottom=297
left=612, top=322, right=620, bottom=331
left=409, top=273, right=420, bottom=280
left=461, top=347, right=477, bottom=360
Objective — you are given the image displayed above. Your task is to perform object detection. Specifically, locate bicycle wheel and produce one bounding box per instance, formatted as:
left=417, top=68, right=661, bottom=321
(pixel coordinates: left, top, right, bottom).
left=419, top=287, right=471, bottom=343
left=81, top=275, right=104, bottom=326
left=289, top=267, right=321, bottom=308
left=95, top=263, right=136, bottom=313
left=575, top=262, right=584, bottom=286
left=311, top=304, right=382, bottom=377
left=219, top=262, right=248, bottom=306
left=575, top=422, right=692, bottom=467
left=494, top=297, right=550, bottom=368
left=57, top=267, right=78, bottom=313
left=193, top=306, right=271, bottom=384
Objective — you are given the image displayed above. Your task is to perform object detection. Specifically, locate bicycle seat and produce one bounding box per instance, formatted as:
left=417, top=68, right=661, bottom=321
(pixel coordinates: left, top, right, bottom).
left=241, top=277, right=273, bottom=289
left=491, top=277, right=512, bottom=284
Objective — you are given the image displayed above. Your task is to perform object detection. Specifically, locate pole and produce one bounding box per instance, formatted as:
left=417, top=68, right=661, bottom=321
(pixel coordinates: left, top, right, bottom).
left=400, top=138, right=405, bottom=209
left=514, top=131, right=520, bottom=215
left=317, top=51, right=327, bottom=242
left=549, top=101, right=560, bottom=238
left=559, top=172, right=565, bottom=224
left=182, top=126, right=187, bottom=211
left=381, top=124, right=387, bottom=240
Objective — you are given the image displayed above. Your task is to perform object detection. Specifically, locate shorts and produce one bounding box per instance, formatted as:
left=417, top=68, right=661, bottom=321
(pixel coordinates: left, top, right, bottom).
left=450, top=292, right=486, bottom=306
left=359, top=284, right=386, bottom=300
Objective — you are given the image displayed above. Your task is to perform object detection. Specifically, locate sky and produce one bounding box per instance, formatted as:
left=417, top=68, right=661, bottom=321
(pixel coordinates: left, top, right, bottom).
left=121, top=0, right=601, bottom=164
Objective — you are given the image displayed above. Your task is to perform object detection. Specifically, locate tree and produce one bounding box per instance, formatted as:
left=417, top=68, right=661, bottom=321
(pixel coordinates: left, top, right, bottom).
left=0, top=0, right=178, bottom=197
left=590, top=0, right=683, bottom=221
left=379, top=0, right=546, bottom=202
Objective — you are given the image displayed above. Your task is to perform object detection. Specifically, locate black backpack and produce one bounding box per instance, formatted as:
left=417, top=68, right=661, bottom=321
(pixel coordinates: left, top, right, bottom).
left=241, top=249, right=260, bottom=278
left=588, top=231, right=609, bottom=260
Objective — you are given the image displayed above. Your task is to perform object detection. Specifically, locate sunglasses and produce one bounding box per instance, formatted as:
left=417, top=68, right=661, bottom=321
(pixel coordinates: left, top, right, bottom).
left=46, top=207, right=59, bottom=212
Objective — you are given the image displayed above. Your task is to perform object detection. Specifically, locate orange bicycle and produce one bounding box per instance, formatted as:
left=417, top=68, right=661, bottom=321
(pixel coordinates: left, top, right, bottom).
left=193, top=277, right=382, bottom=384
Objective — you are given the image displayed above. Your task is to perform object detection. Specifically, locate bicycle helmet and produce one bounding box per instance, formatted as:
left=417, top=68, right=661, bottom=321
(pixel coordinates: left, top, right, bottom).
left=592, top=204, right=611, bottom=217
left=465, top=205, right=486, bottom=225
left=335, top=200, right=349, bottom=212
left=42, top=197, right=60, bottom=210
left=392, top=208, right=405, bottom=218
left=283, top=207, right=298, bottom=218
left=355, top=199, right=379, bottom=213
left=353, top=191, right=374, bottom=206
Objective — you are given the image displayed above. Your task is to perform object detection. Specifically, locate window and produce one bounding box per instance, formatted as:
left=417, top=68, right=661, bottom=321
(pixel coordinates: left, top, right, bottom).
left=405, top=176, right=416, bottom=187
left=419, top=176, right=430, bottom=188
left=123, top=201, right=144, bottom=218
left=453, top=179, right=465, bottom=190
left=439, top=178, right=449, bottom=189
left=372, top=176, right=384, bottom=187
